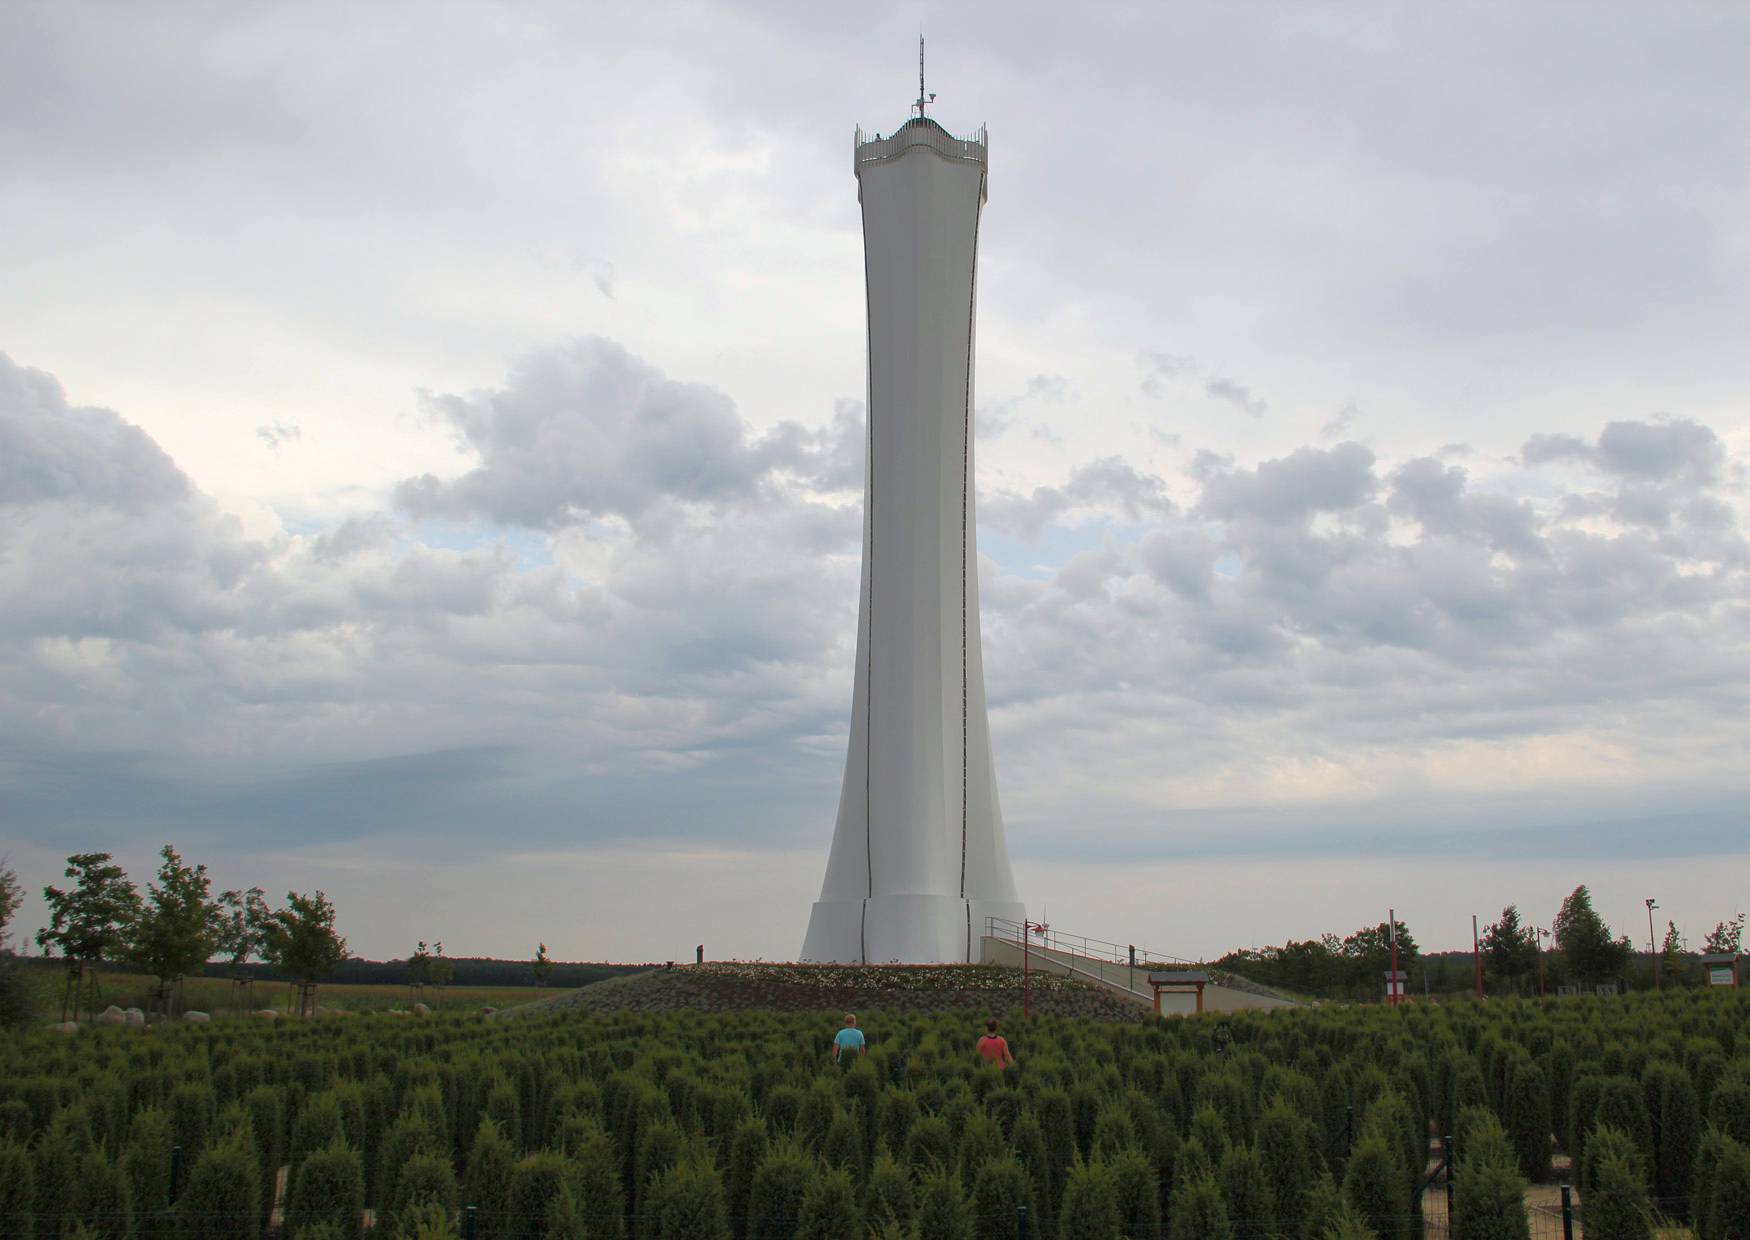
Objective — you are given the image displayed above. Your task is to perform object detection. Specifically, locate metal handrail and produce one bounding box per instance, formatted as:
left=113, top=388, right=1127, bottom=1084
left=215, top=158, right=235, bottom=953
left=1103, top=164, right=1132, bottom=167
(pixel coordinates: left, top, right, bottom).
left=985, top=916, right=1198, bottom=970
left=854, top=121, right=988, bottom=174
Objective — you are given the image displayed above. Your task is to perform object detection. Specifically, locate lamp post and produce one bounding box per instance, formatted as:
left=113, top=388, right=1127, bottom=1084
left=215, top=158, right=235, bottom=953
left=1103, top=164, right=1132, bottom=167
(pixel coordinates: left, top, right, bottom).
left=1646, top=898, right=1660, bottom=990
left=1535, top=926, right=1550, bottom=1003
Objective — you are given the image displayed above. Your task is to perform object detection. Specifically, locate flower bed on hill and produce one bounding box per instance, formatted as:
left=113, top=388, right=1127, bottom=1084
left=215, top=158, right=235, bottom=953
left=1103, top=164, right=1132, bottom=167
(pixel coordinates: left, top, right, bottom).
left=502, top=961, right=1150, bottom=1021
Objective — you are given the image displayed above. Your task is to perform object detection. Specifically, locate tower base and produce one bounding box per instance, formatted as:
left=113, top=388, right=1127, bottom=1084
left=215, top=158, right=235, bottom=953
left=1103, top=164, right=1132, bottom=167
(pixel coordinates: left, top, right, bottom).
left=801, top=894, right=1027, bottom=965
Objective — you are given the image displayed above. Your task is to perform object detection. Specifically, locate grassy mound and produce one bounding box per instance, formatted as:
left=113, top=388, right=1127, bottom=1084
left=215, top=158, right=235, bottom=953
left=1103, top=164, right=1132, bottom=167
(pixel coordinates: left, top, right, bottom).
left=501, top=961, right=1149, bottom=1021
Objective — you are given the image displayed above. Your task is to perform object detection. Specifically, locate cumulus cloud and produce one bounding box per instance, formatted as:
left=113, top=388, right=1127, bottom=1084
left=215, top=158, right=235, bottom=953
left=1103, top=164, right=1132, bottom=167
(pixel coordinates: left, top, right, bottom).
left=395, top=337, right=860, bottom=529
left=5, top=342, right=1749, bottom=959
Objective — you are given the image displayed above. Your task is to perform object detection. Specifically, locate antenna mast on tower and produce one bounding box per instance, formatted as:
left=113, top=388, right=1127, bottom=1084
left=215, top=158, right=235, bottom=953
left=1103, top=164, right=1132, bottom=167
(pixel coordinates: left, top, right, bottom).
left=914, top=35, right=935, bottom=118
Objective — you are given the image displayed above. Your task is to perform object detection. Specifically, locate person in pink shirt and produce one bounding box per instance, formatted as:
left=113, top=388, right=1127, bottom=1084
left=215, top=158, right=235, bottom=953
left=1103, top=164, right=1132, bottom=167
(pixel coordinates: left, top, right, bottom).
left=976, top=1018, right=1014, bottom=1069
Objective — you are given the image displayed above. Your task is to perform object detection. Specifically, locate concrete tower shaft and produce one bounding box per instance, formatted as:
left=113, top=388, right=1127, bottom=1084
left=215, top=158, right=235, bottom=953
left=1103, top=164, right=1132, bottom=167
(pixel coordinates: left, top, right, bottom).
left=800, top=118, right=1024, bottom=964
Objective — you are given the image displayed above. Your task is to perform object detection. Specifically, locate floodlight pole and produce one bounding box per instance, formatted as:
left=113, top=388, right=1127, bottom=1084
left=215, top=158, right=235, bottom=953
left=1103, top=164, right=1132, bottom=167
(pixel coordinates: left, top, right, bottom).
left=1645, top=898, right=1659, bottom=990
left=1536, top=927, right=1549, bottom=1004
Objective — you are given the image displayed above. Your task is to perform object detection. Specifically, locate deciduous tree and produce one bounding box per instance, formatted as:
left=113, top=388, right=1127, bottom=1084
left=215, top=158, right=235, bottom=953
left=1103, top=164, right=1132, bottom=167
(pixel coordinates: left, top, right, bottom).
left=261, top=891, right=348, bottom=1016
left=1702, top=913, right=1744, bottom=955
left=36, top=852, right=141, bottom=1020
left=126, top=846, right=222, bottom=1017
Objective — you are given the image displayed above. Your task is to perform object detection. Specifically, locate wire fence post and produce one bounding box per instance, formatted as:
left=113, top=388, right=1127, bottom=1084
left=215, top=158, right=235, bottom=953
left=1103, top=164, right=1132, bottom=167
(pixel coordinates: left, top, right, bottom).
left=1015, top=1203, right=1028, bottom=1240
left=1444, top=1132, right=1454, bottom=1222
left=1560, top=1184, right=1573, bottom=1240
left=169, top=1144, right=182, bottom=1204
left=462, top=1206, right=477, bottom=1240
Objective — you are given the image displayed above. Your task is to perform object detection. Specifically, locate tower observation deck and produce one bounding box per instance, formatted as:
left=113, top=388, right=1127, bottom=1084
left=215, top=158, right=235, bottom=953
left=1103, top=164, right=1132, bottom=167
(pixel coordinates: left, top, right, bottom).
left=800, top=108, right=1024, bottom=964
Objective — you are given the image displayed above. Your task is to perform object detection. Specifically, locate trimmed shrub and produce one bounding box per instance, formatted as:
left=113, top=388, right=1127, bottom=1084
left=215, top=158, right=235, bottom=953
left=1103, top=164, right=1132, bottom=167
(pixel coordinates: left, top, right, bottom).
left=394, top=1201, right=461, bottom=1240
left=1218, top=1143, right=1276, bottom=1240
left=168, top=1085, right=217, bottom=1167
left=0, top=1141, right=34, bottom=1240
left=906, top=1114, right=957, bottom=1176
left=1166, top=1174, right=1233, bottom=1240
left=1009, top=1112, right=1054, bottom=1233
left=1341, top=1135, right=1404, bottom=1240
left=1298, top=1172, right=1344, bottom=1240
left=570, top=1120, right=623, bottom=1240
left=1696, top=1133, right=1750, bottom=1240
left=1108, top=1148, right=1160, bottom=1240
left=655, top=1161, right=730, bottom=1240
left=508, top=1152, right=583, bottom=1240
left=1057, top=1160, right=1121, bottom=1240
left=388, top=1153, right=458, bottom=1228
left=1582, top=1151, right=1653, bottom=1240
left=75, top=1150, right=133, bottom=1240
left=958, top=1111, right=1007, bottom=1181
left=1594, top=1077, right=1653, bottom=1181
left=175, top=1138, right=261, bottom=1240
left=1255, top=1100, right=1316, bottom=1228
left=463, top=1118, right=515, bottom=1240
left=1654, top=1067, right=1700, bottom=1222
left=746, top=1140, right=813, bottom=1240
left=1504, top=1061, right=1551, bottom=1182
left=794, top=1166, right=857, bottom=1240
left=914, top=1168, right=972, bottom=1240
left=971, top=1158, right=1035, bottom=1240
left=286, top=1142, right=365, bottom=1240
left=1451, top=1158, right=1528, bottom=1240
left=376, top=1114, right=441, bottom=1211
left=1321, top=1201, right=1380, bottom=1240
left=820, top=1110, right=862, bottom=1179
left=1568, top=1073, right=1606, bottom=1164
left=290, top=1095, right=346, bottom=1170
left=121, top=1107, right=175, bottom=1234
left=1708, top=1082, right=1750, bottom=1147
left=864, top=1150, right=914, bottom=1232
left=1581, top=1125, right=1645, bottom=1204
left=723, top=1118, right=767, bottom=1240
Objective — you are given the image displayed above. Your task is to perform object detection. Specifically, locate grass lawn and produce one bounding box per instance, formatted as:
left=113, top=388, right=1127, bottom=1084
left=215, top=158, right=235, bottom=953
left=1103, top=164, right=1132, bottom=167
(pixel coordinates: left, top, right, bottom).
left=21, top=964, right=558, bottom=1019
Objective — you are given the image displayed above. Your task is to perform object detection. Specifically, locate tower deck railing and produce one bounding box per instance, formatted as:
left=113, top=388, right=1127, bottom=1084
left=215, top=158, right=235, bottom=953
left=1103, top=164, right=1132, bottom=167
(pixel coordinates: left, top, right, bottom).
left=854, top=121, right=988, bottom=173
left=983, top=916, right=1307, bottom=1004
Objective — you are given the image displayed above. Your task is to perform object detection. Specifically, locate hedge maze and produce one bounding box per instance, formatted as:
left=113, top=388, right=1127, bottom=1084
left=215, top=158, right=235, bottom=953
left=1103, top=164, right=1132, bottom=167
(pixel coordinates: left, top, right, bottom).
left=1, top=987, right=1747, bottom=1239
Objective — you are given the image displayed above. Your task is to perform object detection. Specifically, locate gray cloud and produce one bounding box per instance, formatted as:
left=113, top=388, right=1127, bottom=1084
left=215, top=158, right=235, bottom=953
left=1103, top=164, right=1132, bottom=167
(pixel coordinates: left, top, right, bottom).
left=1205, top=377, right=1268, bottom=419
left=4, top=344, right=1749, bottom=959
left=395, top=338, right=860, bottom=529
left=1198, top=442, right=1377, bottom=524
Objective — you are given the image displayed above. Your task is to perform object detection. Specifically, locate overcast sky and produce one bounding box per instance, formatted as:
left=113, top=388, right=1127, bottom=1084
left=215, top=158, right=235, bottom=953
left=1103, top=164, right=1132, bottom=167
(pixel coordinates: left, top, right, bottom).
left=4, top=2, right=1747, bottom=965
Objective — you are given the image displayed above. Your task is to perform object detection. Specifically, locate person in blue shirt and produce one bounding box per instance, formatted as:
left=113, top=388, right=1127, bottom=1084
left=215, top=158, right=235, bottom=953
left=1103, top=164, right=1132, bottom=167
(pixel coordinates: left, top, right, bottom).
left=832, top=1013, right=866, bottom=1064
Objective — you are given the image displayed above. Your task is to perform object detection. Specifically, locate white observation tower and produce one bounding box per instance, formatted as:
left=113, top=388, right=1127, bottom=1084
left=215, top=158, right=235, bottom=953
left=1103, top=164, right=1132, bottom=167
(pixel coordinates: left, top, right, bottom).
left=802, top=52, right=1025, bottom=964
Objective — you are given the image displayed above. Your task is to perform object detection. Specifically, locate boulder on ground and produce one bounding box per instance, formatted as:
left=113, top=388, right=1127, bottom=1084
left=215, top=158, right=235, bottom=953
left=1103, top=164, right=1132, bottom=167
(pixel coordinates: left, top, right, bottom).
left=254, top=1009, right=279, bottom=1020
left=49, top=1021, right=79, bottom=1034
left=413, top=1002, right=431, bottom=1017
left=125, top=1008, right=146, bottom=1026
left=183, top=1010, right=211, bottom=1024
left=386, top=1009, right=410, bottom=1017
left=96, top=1005, right=126, bottom=1026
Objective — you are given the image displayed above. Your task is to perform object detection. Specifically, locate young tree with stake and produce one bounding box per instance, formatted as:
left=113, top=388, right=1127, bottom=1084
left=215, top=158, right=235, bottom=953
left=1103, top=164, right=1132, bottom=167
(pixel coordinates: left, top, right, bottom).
left=37, top=852, right=141, bottom=1021
left=125, top=845, right=223, bottom=1019
left=261, top=891, right=348, bottom=1017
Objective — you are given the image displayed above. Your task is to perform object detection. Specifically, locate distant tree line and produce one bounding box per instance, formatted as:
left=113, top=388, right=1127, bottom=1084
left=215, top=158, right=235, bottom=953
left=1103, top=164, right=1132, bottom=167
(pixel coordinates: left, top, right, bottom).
left=0, top=847, right=649, bottom=1028
left=1219, top=884, right=1745, bottom=1002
